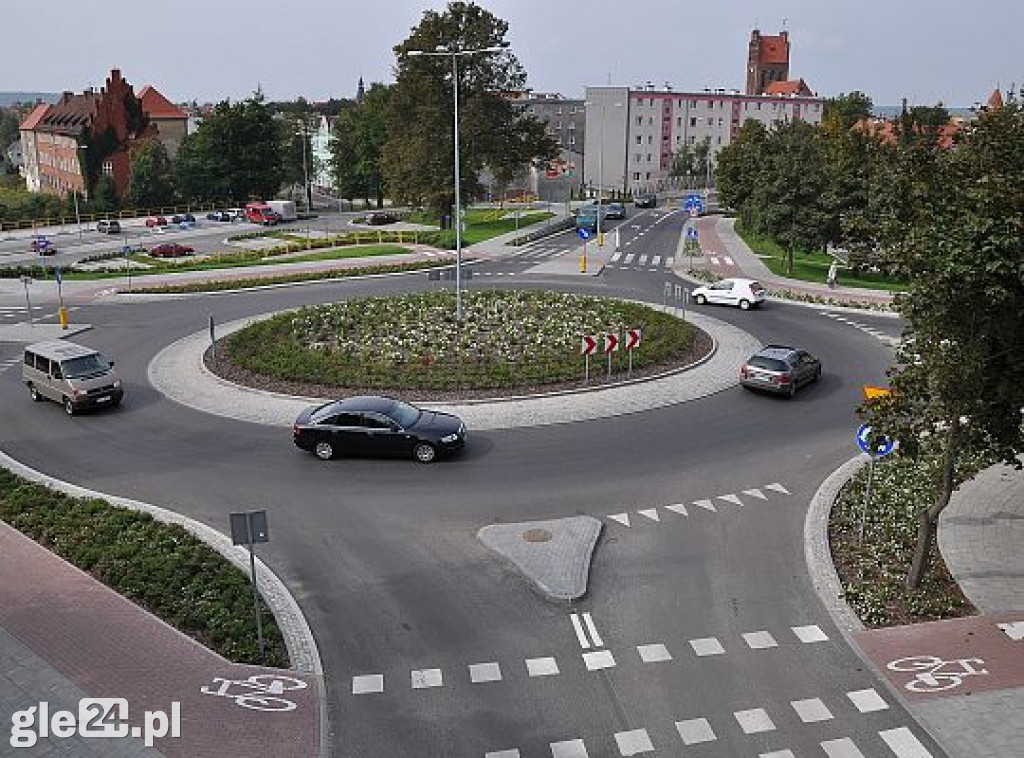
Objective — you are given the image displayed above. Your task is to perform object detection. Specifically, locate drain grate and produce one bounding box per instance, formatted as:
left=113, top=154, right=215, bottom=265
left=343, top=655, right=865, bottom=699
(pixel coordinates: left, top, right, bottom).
left=523, top=528, right=552, bottom=543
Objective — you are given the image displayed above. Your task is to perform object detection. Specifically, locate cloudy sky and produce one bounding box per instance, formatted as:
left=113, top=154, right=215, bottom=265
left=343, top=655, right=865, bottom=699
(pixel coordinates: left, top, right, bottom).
left=4, top=0, right=1019, bottom=107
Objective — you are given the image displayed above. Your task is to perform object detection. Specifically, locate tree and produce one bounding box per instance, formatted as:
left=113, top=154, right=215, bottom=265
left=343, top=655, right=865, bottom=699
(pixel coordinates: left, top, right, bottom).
left=126, top=139, right=176, bottom=208
left=823, top=91, right=873, bottom=130
left=865, top=94, right=1024, bottom=588
left=716, top=119, right=769, bottom=227
left=174, top=93, right=283, bottom=202
left=330, top=84, right=392, bottom=207
left=384, top=2, right=556, bottom=214
left=669, top=138, right=710, bottom=186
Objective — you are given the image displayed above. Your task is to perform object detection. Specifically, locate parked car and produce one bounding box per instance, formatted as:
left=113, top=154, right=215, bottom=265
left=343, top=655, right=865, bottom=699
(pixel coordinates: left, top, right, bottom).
left=634, top=194, right=657, bottom=208
left=148, top=243, right=195, bottom=258
left=604, top=202, right=626, bottom=220
left=293, top=395, right=467, bottom=463
left=690, top=278, right=767, bottom=310
left=30, top=236, right=55, bottom=255
left=365, top=211, right=397, bottom=226
left=145, top=216, right=168, bottom=227
left=206, top=210, right=233, bottom=222
left=740, top=344, right=821, bottom=397
left=171, top=213, right=196, bottom=224
left=96, top=219, right=121, bottom=234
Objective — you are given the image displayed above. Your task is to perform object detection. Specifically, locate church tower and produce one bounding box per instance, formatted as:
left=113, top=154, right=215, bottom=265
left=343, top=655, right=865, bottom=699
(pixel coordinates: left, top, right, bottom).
left=356, top=77, right=365, bottom=105
left=746, top=29, right=790, bottom=95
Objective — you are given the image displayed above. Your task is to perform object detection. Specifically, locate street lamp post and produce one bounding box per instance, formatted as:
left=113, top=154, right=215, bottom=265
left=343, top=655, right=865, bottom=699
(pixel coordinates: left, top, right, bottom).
left=73, top=143, right=88, bottom=241
left=408, top=43, right=506, bottom=321
left=584, top=101, right=622, bottom=248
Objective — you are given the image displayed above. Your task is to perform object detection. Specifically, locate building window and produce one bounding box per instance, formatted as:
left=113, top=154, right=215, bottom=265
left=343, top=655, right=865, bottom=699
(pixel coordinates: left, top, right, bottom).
left=706, top=118, right=713, bottom=126
left=707, top=99, right=714, bottom=107
left=717, top=136, right=722, bottom=144
left=636, top=136, right=642, bottom=144
left=646, top=154, right=652, bottom=162
left=633, top=172, right=641, bottom=180
left=635, top=153, right=642, bottom=162
left=676, top=117, right=681, bottom=127
left=689, top=136, right=696, bottom=144
left=648, top=117, right=653, bottom=125
left=690, top=117, right=697, bottom=127
left=636, top=117, right=643, bottom=125
left=645, top=172, right=651, bottom=180
left=718, top=117, right=724, bottom=126
left=690, top=100, right=697, bottom=108
left=569, top=135, right=575, bottom=146
left=102, top=160, right=113, bottom=176
left=647, top=135, right=653, bottom=144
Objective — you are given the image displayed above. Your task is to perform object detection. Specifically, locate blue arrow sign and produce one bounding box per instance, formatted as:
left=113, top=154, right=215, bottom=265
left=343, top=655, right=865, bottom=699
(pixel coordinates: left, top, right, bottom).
left=857, top=424, right=896, bottom=458
left=684, top=193, right=705, bottom=212
left=577, top=227, right=591, bottom=240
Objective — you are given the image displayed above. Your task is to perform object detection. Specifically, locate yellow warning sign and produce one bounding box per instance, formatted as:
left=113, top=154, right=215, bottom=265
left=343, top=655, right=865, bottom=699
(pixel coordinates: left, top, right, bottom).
left=863, top=386, right=891, bottom=400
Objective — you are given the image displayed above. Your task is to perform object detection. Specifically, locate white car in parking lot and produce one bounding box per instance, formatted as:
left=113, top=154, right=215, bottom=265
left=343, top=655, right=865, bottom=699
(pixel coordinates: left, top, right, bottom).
left=691, top=278, right=767, bottom=310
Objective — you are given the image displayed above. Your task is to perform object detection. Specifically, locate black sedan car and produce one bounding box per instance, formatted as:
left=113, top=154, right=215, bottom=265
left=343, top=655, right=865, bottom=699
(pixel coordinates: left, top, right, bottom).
left=293, top=395, right=466, bottom=463
left=739, top=344, right=821, bottom=397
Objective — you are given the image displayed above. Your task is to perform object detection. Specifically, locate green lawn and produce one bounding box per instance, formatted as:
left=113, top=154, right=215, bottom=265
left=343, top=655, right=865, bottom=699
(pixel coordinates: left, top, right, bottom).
left=735, top=223, right=908, bottom=292
left=403, top=208, right=554, bottom=246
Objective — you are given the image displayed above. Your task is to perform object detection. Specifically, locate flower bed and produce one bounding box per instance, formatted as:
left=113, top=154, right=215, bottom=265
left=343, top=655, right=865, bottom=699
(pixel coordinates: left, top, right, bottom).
left=219, top=291, right=698, bottom=398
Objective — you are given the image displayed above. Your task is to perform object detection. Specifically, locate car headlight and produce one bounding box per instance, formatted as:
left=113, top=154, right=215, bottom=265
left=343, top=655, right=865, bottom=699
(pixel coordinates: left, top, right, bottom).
left=441, top=433, right=459, bottom=444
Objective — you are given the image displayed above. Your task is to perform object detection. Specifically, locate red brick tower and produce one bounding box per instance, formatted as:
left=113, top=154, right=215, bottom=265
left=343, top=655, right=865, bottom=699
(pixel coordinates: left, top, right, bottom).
left=746, top=30, right=791, bottom=96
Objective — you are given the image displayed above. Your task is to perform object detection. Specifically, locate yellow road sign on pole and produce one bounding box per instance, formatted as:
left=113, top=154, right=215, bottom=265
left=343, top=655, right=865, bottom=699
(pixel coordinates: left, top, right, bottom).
left=863, top=386, right=891, bottom=400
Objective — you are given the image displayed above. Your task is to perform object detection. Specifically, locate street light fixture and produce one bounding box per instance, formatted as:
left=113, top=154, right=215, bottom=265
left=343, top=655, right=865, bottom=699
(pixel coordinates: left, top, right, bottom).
left=294, top=120, right=312, bottom=214
left=407, top=42, right=507, bottom=321
left=584, top=100, right=622, bottom=248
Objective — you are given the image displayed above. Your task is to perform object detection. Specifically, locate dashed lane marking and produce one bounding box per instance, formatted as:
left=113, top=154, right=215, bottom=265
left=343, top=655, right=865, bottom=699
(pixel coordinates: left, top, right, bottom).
left=526, top=657, right=559, bottom=677
left=847, top=688, right=889, bottom=713
left=879, top=727, right=934, bottom=757
left=582, top=650, right=616, bottom=671
left=551, top=738, right=588, bottom=757
left=637, top=644, right=672, bottom=663
left=742, top=631, right=778, bottom=649
left=822, top=737, right=867, bottom=758
left=675, top=718, right=716, bottom=745
left=793, top=624, right=829, bottom=643
left=411, top=668, right=443, bottom=689
left=792, top=697, right=834, bottom=723
left=690, top=637, right=725, bottom=656
left=614, top=728, right=654, bottom=756
left=469, top=662, right=502, bottom=683
left=735, top=707, right=776, bottom=734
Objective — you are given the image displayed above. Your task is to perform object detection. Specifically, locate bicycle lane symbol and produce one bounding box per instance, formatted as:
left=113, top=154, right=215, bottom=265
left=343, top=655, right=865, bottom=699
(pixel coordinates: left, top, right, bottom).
left=886, top=655, right=989, bottom=693
left=200, top=674, right=309, bottom=712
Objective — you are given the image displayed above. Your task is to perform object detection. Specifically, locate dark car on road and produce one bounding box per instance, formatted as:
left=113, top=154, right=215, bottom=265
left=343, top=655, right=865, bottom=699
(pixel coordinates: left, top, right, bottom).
left=30, top=236, right=55, bottom=255
left=365, top=211, right=397, bottom=226
left=740, top=344, right=822, bottom=397
left=634, top=194, right=657, bottom=208
left=206, top=210, right=233, bottom=222
left=293, top=395, right=467, bottom=463
left=604, top=202, right=626, bottom=219
left=148, top=242, right=195, bottom=258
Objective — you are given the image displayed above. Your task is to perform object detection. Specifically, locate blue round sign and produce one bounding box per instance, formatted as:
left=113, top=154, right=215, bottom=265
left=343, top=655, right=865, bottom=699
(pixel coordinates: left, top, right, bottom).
left=577, top=228, right=591, bottom=240
left=857, top=424, right=896, bottom=458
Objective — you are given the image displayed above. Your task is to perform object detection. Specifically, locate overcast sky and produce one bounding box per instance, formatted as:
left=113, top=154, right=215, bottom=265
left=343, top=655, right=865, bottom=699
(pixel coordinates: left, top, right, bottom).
left=4, top=1, right=1019, bottom=107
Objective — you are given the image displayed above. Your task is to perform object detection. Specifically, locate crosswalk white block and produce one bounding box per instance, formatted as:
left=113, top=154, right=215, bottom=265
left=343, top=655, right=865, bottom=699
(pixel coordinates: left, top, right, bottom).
left=614, top=728, right=654, bottom=756
left=822, top=737, right=867, bottom=757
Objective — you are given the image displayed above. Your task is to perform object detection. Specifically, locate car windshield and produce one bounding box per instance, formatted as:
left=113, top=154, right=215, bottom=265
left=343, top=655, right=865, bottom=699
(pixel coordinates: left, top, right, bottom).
left=61, top=353, right=109, bottom=379
left=386, top=400, right=421, bottom=428
left=748, top=356, right=788, bottom=372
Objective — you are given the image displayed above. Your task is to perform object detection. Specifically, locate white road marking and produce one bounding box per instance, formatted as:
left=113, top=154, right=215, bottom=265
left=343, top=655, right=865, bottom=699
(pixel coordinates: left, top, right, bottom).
left=582, top=613, right=603, bottom=648
left=526, top=657, right=559, bottom=677
left=822, top=737, right=867, bottom=758
left=690, top=637, right=725, bottom=656
left=637, top=644, right=672, bottom=663
left=637, top=255, right=648, bottom=266
left=651, top=255, right=661, bottom=266
left=351, top=674, right=384, bottom=694
left=570, top=614, right=591, bottom=649
left=608, top=513, right=631, bottom=527
left=666, top=256, right=674, bottom=265
left=878, top=727, right=934, bottom=757
left=692, top=499, right=717, bottom=512
left=675, top=718, right=716, bottom=745
left=625, top=254, right=635, bottom=264
left=709, top=256, right=720, bottom=265
left=765, top=482, right=790, bottom=495
left=847, top=688, right=889, bottom=713
left=718, top=493, right=743, bottom=507
left=734, top=708, right=775, bottom=734
left=551, top=739, right=589, bottom=758
left=742, top=631, right=778, bottom=649
left=582, top=650, right=616, bottom=671
left=664, top=503, right=688, bottom=517
left=723, top=256, right=735, bottom=266
left=411, top=668, right=443, bottom=689
left=638, top=508, right=660, bottom=522
left=793, top=624, right=829, bottom=643
left=742, top=488, right=767, bottom=500
left=792, top=697, right=833, bottom=723
left=614, top=728, right=654, bottom=756
left=998, top=621, right=1024, bottom=640
left=610, top=252, right=622, bottom=263
left=469, top=662, right=502, bottom=683
left=486, top=750, right=520, bottom=758
left=759, top=751, right=794, bottom=758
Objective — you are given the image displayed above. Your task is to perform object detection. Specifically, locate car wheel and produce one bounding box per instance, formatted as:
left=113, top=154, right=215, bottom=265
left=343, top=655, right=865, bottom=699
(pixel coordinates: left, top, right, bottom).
left=787, top=381, right=797, bottom=398
left=813, top=366, right=822, bottom=383
left=314, top=441, right=334, bottom=460
left=63, top=397, right=76, bottom=416
left=694, top=294, right=707, bottom=305
left=413, top=442, right=437, bottom=464
left=739, top=299, right=751, bottom=310
left=29, top=385, right=42, bottom=402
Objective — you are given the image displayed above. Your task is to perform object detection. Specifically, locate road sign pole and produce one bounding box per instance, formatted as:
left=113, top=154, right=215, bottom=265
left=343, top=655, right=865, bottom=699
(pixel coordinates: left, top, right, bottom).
left=249, top=542, right=265, bottom=664
left=580, top=238, right=587, bottom=273
left=628, top=346, right=633, bottom=377
left=20, top=276, right=33, bottom=325
left=859, top=454, right=876, bottom=544
left=584, top=353, right=590, bottom=385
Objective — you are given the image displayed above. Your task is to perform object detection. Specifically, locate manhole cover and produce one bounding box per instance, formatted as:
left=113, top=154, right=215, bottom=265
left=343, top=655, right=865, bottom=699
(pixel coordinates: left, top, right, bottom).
left=523, top=528, right=552, bottom=543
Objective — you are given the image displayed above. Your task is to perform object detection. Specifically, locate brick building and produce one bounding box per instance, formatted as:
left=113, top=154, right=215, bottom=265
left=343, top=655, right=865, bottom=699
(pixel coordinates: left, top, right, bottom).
left=746, top=30, right=791, bottom=96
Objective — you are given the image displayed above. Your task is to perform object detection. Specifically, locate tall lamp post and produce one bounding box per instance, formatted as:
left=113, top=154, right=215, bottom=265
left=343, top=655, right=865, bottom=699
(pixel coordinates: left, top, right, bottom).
left=584, top=100, right=622, bottom=247
left=407, top=43, right=506, bottom=321
left=294, top=120, right=312, bottom=214
left=72, top=143, right=88, bottom=241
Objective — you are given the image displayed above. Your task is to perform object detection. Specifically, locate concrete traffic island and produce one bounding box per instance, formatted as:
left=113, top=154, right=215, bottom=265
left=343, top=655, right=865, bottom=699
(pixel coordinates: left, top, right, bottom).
left=478, top=516, right=603, bottom=601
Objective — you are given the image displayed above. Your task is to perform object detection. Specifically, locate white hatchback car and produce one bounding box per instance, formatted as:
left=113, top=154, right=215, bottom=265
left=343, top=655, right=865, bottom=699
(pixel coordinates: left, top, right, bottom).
left=691, top=278, right=767, bottom=310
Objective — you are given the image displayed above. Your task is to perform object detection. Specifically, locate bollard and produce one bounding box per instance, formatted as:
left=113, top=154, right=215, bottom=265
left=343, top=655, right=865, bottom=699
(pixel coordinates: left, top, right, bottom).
left=59, top=307, right=68, bottom=330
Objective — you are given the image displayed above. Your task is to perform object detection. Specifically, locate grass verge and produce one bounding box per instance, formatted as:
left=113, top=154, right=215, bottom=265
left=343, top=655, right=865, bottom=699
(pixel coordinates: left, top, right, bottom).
left=0, top=468, right=287, bottom=666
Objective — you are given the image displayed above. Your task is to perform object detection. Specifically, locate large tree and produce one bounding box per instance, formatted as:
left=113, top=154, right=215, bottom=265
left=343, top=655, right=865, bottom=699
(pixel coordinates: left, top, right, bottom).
left=174, top=93, right=283, bottom=202
left=126, top=139, right=176, bottom=208
left=823, top=91, right=874, bottom=130
left=865, top=94, right=1024, bottom=587
left=384, top=2, right=556, bottom=214
left=330, top=84, right=391, bottom=207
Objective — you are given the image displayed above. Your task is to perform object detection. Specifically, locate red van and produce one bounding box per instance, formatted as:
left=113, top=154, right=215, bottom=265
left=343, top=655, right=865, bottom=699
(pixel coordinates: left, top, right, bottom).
left=244, top=202, right=279, bottom=226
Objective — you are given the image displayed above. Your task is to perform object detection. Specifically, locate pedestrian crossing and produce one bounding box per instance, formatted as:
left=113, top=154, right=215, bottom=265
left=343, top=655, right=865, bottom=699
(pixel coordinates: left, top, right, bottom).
left=0, top=304, right=79, bottom=323
left=0, top=356, right=21, bottom=373
left=606, top=251, right=675, bottom=271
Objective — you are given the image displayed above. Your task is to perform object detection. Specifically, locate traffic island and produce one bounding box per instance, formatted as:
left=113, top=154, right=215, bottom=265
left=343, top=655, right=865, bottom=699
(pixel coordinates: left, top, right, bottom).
left=478, top=516, right=603, bottom=601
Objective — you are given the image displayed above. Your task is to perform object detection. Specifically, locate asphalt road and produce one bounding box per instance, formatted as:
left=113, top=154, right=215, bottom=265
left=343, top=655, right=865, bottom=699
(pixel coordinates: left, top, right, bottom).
left=0, top=208, right=940, bottom=757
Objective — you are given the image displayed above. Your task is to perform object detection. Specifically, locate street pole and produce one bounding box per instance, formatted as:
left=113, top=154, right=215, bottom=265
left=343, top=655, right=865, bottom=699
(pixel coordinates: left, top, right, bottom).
left=452, top=52, right=463, bottom=321
left=597, top=106, right=604, bottom=247
left=20, top=276, right=33, bottom=324
left=72, top=190, right=83, bottom=242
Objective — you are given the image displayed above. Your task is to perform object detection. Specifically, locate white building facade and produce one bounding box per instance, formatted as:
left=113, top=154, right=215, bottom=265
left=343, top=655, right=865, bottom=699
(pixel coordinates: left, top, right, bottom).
left=584, top=85, right=825, bottom=195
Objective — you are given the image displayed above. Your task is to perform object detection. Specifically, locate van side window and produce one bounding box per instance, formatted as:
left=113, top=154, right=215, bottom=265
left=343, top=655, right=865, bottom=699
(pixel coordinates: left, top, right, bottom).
left=33, top=355, right=49, bottom=373
left=51, top=362, right=63, bottom=379
left=24, top=351, right=36, bottom=367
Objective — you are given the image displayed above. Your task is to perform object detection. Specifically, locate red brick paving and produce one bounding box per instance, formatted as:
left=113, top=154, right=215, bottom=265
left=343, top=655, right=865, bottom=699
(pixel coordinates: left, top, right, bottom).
left=855, top=612, right=1024, bottom=702
left=0, top=521, right=321, bottom=757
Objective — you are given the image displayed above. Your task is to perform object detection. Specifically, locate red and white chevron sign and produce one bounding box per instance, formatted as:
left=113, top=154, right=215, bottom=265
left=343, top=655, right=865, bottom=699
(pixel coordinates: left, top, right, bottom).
left=581, top=335, right=598, bottom=355
left=626, top=328, right=642, bottom=350
left=604, top=333, right=620, bottom=354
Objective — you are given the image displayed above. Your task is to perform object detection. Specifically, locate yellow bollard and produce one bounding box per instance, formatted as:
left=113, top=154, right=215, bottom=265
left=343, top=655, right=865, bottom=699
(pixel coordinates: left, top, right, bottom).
left=580, top=251, right=587, bottom=273
left=59, top=307, right=68, bottom=330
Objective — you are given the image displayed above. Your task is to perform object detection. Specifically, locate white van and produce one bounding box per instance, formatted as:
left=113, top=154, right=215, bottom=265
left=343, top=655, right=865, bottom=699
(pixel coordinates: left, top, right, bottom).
left=23, top=341, right=123, bottom=415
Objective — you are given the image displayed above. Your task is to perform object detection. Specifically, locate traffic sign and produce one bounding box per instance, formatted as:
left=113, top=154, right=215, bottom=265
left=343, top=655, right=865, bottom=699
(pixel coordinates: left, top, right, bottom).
left=54, top=266, right=62, bottom=286
left=686, top=227, right=699, bottom=240
left=581, top=335, right=598, bottom=356
left=625, top=329, right=642, bottom=350
left=863, top=386, right=891, bottom=401
left=857, top=424, right=896, bottom=458
left=603, top=333, right=619, bottom=354
left=683, top=193, right=704, bottom=213
left=578, top=227, right=591, bottom=240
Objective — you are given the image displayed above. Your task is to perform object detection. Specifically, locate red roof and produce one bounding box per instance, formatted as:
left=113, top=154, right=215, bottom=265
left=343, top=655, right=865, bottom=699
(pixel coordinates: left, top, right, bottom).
left=138, top=85, right=187, bottom=120
left=987, top=88, right=1004, bottom=110
left=764, top=79, right=813, bottom=96
left=759, top=34, right=789, bottom=65
left=19, top=103, right=51, bottom=131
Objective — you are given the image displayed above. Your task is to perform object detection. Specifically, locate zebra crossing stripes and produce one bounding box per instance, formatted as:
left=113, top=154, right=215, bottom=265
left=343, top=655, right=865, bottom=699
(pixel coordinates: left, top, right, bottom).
left=604, top=481, right=790, bottom=528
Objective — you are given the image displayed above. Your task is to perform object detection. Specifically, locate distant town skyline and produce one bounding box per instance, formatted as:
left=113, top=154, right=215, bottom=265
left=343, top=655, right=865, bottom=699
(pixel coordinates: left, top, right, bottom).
left=3, top=1, right=1019, bottom=108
